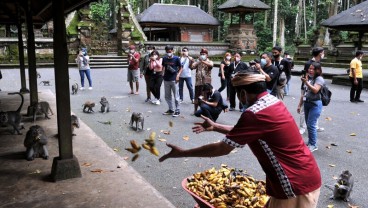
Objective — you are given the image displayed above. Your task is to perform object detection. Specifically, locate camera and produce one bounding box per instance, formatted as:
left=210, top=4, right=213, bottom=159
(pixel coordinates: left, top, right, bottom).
left=249, top=60, right=256, bottom=66
left=301, top=69, right=307, bottom=78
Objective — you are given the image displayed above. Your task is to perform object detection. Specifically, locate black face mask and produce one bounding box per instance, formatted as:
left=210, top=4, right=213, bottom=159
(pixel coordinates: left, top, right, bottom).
left=273, top=54, right=280, bottom=59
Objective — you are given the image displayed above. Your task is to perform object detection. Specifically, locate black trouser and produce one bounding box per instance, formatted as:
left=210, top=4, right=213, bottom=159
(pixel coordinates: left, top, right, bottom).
left=349, top=77, right=363, bottom=101
left=229, top=82, right=242, bottom=109
left=149, top=73, right=163, bottom=100
left=218, top=77, right=230, bottom=99
left=194, top=103, right=221, bottom=121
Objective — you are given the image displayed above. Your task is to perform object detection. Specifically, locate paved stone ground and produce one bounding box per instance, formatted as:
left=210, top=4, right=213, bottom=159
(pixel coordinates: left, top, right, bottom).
left=1, top=66, right=367, bottom=208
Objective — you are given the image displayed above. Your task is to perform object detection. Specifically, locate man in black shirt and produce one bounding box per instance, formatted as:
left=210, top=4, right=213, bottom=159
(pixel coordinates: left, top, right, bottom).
left=194, top=83, right=226, bottom=121
left=228, top=52, right=249, bottom=111
left=258, top=52, right=279, bottom=96
left=271, top=46, right=291, bottom=100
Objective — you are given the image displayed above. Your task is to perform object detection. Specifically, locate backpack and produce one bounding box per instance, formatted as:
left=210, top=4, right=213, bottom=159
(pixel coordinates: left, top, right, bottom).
left=320, top=85, right=332, bottom=106
left=277, top=64, right=287, bottom=85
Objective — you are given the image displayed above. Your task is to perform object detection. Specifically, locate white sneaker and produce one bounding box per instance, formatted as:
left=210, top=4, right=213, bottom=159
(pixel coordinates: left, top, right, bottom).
left=79, top=87, right=85, bottom=90
left=154, top=100, right=161, bottom=105
left=88, top=87, right=93, bottom=90
left=151, top=98, right=157, bottom=104
left=317, top=127, right=324, bottom=132
left=299, top=128, right=305, bottom=135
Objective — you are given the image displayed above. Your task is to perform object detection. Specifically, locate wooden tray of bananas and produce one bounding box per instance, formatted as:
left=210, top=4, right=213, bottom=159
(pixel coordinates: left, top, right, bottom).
left=182, top=165, right=269, bottom=208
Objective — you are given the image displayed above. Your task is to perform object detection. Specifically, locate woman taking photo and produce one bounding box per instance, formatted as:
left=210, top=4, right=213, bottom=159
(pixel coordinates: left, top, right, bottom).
left=297, top=62, right=324, bottom=152
left=149, top=50, right=163, bottom=105
left=218, top=52, right=231, bottom=100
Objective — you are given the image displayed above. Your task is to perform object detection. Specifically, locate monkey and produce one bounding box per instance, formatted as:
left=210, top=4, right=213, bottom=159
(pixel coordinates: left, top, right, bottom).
left=24, top=125, right=49, bottom=161
left=71, top=83, right=79, bottom=95
left=32, top=101, right=54, bottom=122
left=100, top=96, right=110, bottom=113
left=39, top=81, right=51, bottom=86
left=82, top=101, right=95, bottom=113
left=129, top=112, right=144, bottom=131
left=0, top=92, right=24, bottom=135
left=330, top=170, right=354, bottom=202
left=71, top=115, right=80, bottom=136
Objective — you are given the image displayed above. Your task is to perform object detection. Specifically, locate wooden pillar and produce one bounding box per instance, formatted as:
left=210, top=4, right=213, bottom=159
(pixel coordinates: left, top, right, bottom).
left=17, top=5, right=29, bottom=93
left=50, top=0, right=81, bottom=182
left=25, top=0, right=38, bottom=105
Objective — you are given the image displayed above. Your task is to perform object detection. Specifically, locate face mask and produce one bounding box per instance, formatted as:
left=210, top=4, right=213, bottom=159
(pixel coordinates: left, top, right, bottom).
left=273, top=54, right=280, bottom=59
left=148, top=50, right=153, bottom=54
left=226, top=56, right=231, bottom=60
left=261, top=58, right=267, bottom=67
left=200, top=55, right=207, bottom=60
left=167, top=52, right=172, bottom=57
left=183, top=52, right=188, bottom=56
left=235, top=57, right=241, bottom=62
left=153, top=55, right=158, bottom=60
left=320, top=54, right=325, bottom=59
left=130, top=50, right=135, bottom=54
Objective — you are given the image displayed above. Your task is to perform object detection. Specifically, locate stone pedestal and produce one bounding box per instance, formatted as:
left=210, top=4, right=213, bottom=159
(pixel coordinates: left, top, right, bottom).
left=226, top=23, right=257, bottom=53
left=51, top=155, right=82, bottom=182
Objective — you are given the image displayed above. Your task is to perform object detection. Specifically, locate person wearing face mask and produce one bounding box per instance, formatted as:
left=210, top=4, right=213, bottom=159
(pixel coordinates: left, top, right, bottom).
left=75, top=48, right=93, bottom=90
left=159, top=71, right=321, bottom=208
left=218, top=52, right=232, bottom=99
left=257, top=52, right=279, bottom=96
left=127, top=45, right=141, bottom=95
left=194, top=83, right=227, bottom=121
left=227, top=52, right=249, bottom=111
left=271, top=46, right=291, bottom=100
left=179, top=47, right=195, bottom=103
left=148, top=50, right=163, bottom=105
left=140, top=45, right=155, bottom=102
left=191, top=48, right=214, bottom=115
left=349, top=50, right=364, bottom=103
left=162, top=45, right=182, bottom=117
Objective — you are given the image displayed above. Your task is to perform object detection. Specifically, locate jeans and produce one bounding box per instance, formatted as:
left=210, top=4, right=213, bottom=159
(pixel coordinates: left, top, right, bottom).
left=149, top=74, right=163, bottom=100
left=304, top=100, right=322, bottom=146
left=195, top=103, right=221, bottom=121
left=179, top=77, right=194, bottom=100
left=349, top=77, right=363, bottom=100
left=164, top=80, right=180, bottom=111
left=284, top=77, right=291, bottom=95
left=79, top=69, right=92, bottom=87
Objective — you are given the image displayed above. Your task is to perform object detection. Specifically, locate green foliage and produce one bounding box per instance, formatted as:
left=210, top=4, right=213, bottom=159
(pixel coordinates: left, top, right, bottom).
left=67, top=13, right=79, bottom=36
left=90, top=0, right=110, bottom=22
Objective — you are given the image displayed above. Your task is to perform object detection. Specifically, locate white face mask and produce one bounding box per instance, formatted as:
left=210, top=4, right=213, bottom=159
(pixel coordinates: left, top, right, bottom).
left=320, top=53, right=325, bottom=59
left=235, top=57, right=241, bottom=62
left=200, top=55, right=207, bottom=60
left=148, top=50, right=153, bottom=54
left=130, top=50, right=135, bottom=54
left=183, top=52, right=188, bottom=56
left=167, top=52, right=173, bottom=57
left=226, top=56, right=231, bottom=60
left=153, top=55, right=158, bottom=60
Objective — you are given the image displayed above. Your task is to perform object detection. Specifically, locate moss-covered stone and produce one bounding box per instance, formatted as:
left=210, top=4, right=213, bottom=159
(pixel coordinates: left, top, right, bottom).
left=67, top=13, right=79, bottom=36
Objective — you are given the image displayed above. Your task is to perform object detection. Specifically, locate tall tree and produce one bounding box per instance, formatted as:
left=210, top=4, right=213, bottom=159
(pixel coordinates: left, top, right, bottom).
left=273, top=0, right=278, bottom=46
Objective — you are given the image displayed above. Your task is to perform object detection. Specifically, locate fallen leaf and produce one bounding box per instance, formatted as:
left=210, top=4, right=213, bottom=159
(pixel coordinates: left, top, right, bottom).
left=325, top=117, right=332, bottom=121
left=327, top=205, right=334, bottom=208
left=113, top=148, right=119, bottom=152
left=230, top=149, right=238, bottom=153
left=169, top=121, right=174, bottom=127
left=146, top=128, right=151, bottom=131
left=330, top=143, right=338, bottom=146
left=332, top=176, right=338, bottom=180
left=163, top=130, right=171, bottom=135
left=329, top=164, right=336, bottom=167
left=158, top=138, right=167, bottom=142
left=123, top=157, right=129, bottom=160
left=91, top=169, right=105, bottom=173
left=326, top=146, right=331, bottom=149
left=147, top=110, right=152, bottom=113
left=182, top=135, right=189, bottom=141
left=350, top=133, right=357, bottom=136
left=348, top=203, right=360, bottom=208
left=29, top=169, right=41, bottom=174
left=126, top=108, right=131, bottom=112
left=82, top=162, right=92, bottom=167
left=184, top=159, right=189, bottom=162
left=346, top=150, right=352, bottom=153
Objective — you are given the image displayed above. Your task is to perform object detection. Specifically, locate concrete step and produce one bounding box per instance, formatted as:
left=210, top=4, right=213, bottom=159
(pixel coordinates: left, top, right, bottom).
left=90, top=64, right=127, bottom=68
left=332, top=75, right=368, bottom=89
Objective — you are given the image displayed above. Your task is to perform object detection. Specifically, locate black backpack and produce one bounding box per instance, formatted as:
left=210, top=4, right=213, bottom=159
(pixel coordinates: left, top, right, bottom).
left=320, top=85, right=332, bottom=106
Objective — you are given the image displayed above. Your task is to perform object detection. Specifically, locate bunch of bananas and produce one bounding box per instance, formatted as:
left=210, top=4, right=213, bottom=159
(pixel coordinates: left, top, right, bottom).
left=186, top=165, right=269, bottom=208
left=142, top=132, right=160, bottom=156
left=125, top=140, right=141, bottom=161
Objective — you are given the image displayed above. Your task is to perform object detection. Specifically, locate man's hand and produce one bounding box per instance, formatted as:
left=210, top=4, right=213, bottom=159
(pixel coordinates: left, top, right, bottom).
left=159, top=143, right=183, bottom=162
left=192, top=115, right=215, bottom=134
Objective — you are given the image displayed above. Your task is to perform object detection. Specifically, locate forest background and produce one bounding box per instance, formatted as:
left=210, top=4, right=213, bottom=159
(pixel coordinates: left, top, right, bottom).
left=90, top=0, right=364, bottom=54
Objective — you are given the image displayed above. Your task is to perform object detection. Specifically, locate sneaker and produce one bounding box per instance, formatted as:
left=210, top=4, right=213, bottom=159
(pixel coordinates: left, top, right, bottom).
left=350, top=99, right=357, bottom=103
left=299, top=128, right=306, bottom=135
left=145, top=98, right=151, bottom=102
left=239, top=108, right=244, bottom=112
left=308, top=145, right=318, bottom=152
left=163, top=110, right=174, bottom=115
left=80, top=87, right=85, bottom=90
left=191, top=99, right=195, bottom=104
left=151, top=98, right=157, bottom=104
left=229, top=107, right=235, bottom=111
left=317, top=127, right=324, bottom=132
left=172, top=111, right=180, bottom=117
left=88, top=87, right=93, bottom=90
left=355, top=99, right=364, bottom=102
left=179, top=99, right=183, bottom=104
left=154, top=100, right=160, bottom=105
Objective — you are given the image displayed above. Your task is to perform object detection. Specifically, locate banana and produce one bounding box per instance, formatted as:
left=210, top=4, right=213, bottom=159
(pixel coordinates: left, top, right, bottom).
left=125, top=148, right=139, bottom=154
left=131, top=154, right=139, bottom=161
left=149, top=132, right=156, bottom=140
left=130, top=140, right=141, bottom=150
left=150, top=146, right=160, bottom=156
left=142, top=143, right=151, bottom=150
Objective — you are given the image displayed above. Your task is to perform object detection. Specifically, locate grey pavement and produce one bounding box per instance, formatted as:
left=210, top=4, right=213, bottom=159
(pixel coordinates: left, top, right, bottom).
left=0, top=65, right=368, bottom=208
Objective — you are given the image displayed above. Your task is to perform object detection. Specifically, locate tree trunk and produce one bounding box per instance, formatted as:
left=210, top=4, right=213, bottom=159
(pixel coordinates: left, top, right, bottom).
left=295, top=0, right=302, bottom=37
left=303, top=0, right=307, bottom=40
left=117, top=3, right=122, bottom=56
left=313, top=0, right=317, bottom=27
left=273, top=0, right=278, bottom=46
left=208, top=0, right=213, bottom=15
left=279, top=17, right=285, bottom=49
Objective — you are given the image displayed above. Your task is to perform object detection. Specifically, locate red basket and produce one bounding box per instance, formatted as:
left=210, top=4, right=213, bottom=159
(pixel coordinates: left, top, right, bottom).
left=182, top=178, right=214, bottom=208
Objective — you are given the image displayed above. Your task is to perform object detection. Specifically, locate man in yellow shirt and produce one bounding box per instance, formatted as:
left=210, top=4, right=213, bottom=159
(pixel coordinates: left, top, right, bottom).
left=349, top=50, right=364, bottom=102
